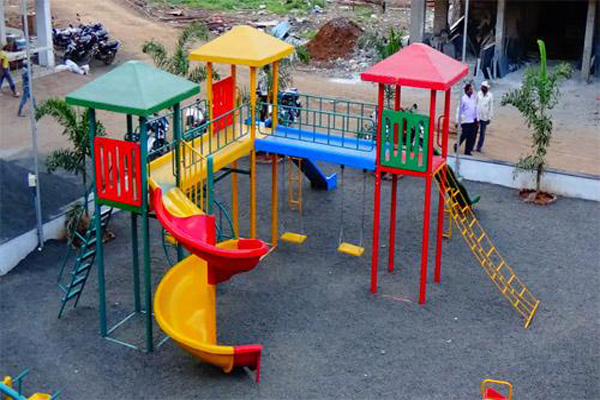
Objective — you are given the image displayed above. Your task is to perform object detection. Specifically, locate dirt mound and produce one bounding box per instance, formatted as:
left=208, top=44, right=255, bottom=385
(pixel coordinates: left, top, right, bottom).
left=306, top=17, right=363, bottom=63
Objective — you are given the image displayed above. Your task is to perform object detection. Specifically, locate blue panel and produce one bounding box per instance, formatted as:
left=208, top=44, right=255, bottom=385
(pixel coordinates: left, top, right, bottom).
left=256, top=128, right=376, bottom=171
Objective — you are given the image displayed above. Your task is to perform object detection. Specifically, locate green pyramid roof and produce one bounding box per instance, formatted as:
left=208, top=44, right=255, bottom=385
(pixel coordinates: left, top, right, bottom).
left=66, top=61, right=200, bottom=116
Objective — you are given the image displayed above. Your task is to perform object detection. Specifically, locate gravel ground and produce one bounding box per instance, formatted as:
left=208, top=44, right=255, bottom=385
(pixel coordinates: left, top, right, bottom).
left=1, top=158, right=599, bottom=399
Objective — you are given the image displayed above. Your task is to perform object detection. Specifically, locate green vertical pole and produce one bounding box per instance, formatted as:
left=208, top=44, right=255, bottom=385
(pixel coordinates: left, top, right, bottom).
left=139, top=115, right=153, bottom=352
left=207, top=156, right=214, bottom=215
left=131, top=212, right=141, bottom=312
left=89, top=108, right=107, bottom=337
left=127, top=114, right=141, bottom=313
left=173, top=103, right=184, bottom=262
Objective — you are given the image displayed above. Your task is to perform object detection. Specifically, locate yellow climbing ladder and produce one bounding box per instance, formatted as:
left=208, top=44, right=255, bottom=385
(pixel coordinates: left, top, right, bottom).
left=435, top=166, right=540, bottom=328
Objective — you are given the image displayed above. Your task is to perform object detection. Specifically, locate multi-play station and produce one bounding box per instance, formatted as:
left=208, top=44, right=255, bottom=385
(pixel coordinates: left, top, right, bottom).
left=6, top=25, right=597, bottom=400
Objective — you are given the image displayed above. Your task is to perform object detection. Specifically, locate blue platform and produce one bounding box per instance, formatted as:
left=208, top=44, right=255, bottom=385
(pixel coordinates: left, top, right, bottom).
left=255, top=127, right=376, bottom=171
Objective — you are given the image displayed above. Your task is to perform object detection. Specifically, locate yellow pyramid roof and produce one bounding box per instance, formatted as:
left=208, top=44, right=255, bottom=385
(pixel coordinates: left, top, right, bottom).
left=189, top=25, right=295, bottom=67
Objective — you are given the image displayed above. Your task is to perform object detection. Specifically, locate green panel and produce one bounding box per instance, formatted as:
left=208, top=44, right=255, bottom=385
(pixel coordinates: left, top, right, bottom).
left=66, top=61, right=199, bottom=116
left=380, top=110, right=430, bottom=172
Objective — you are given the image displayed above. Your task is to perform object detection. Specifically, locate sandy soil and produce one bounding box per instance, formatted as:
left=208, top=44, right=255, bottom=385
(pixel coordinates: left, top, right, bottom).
left=1, top=0, right=598, bottom=176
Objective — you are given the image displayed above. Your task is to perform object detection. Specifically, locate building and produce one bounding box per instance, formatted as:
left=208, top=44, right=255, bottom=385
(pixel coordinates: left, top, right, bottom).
left=409, top=0, right=598, bottom=82
left=1, top=0, right=54, bottom=67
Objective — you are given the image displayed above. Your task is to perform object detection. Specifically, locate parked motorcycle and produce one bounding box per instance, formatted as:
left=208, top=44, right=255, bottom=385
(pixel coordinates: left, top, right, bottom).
left=63, top=33, right=120, bottom=65
left=125, top=115, right=170, bottom=161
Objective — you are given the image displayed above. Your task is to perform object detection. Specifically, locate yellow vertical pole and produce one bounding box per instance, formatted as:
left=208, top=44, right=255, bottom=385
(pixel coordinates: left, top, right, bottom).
left=271, top=153, right=278, bottom=246
left=230, top=65, right=239, bottom=237
left=272, top=61, right=280, bottom=132
left=250, top=66, right=257, bottom=239
left=206, top=62, right=214, bottom=136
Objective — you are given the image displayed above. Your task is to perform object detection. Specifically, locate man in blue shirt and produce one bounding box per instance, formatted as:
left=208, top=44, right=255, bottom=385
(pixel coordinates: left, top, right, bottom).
left=454, top=83, right=478, bottom=155
left=18, top=62, right=36, bottom=117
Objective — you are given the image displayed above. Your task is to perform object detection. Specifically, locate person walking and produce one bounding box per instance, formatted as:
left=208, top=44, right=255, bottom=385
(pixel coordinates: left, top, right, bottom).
left=455, top=83, right=478, bottom=156
left=476, top=80, right=493, bottom=152
left=0, top=45, right=19, bottom=97
left=18, top=62, right=37, bottom=117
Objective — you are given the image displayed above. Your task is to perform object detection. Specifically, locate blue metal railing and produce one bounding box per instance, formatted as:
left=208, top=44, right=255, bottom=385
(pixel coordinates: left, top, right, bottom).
left=259, top=102, right=376, bottom=152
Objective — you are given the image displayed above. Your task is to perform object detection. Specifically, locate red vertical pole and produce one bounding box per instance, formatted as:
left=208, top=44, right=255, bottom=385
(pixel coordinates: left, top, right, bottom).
left=388, top=175, right=398, bottom=273
left=388, top=85, right=401, bottom=274
left=371, top=84, right=385, bottom=293
left=418, top=90, right=437, bottom=305
left=372, top=170, right=382, bottom=293
left=434, top=89, right=451, bottom=283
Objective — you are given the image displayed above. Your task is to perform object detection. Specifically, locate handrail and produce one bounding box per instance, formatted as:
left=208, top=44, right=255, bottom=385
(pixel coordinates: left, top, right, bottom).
left=259, top=102, right=376, bottom=152
left=295, top=93, right=378, bottom=121
left=181, top=104, right=250, bottom=157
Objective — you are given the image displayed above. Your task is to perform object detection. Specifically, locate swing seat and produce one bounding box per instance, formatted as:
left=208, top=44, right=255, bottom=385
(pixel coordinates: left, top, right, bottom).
left=165, top=233, right=178, bottom=246
left=281, top=231, right=307, bottom=244
left=337, top=242, right=365, bottom=257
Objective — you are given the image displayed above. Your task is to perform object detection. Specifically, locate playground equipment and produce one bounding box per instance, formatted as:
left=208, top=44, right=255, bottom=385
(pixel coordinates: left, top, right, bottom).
left=481, top=379, right=513, bottom=399
left=55, top=26, right=539, bottom=386
left=361, top=43, right=539, bottom=327
left=1, top=370, right=59, bottom=400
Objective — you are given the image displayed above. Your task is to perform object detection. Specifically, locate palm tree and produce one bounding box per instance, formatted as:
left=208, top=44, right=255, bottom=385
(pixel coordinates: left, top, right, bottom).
left=142, top=22, right=218, bottom=83
left=35, top=98, right=105, bottom=215
left=501, top=40, right=571, bottom=199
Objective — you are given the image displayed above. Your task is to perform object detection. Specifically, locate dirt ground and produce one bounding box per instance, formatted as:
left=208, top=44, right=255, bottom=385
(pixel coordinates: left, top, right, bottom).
left=1, top=0, right=599, bottom=176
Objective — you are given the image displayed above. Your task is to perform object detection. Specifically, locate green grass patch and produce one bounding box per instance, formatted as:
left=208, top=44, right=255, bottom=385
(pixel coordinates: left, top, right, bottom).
left=153, top=0, right=325, bottom=15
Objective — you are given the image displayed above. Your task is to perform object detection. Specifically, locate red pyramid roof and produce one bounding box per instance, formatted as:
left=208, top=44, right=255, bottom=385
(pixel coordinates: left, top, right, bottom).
left=360, top=43, right=468, bottom=90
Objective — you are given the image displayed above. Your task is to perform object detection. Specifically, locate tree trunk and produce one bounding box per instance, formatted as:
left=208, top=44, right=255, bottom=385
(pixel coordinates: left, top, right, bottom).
left=535, top=166, right=542, bottom=194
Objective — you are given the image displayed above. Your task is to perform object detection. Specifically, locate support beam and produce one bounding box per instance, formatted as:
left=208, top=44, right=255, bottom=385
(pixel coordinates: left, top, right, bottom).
left=581, top=0, right=597, bottom=83
left=0, top=0, right=6, bottom=45
left=34, top=0, right=54, bottom=67
left=409, top=0, right=427, bottom=43
left=494, top=0, right=507, bottom=65
left=249, top=66, right=257, bottom=239
left=433, top=0, right=449, bottom=35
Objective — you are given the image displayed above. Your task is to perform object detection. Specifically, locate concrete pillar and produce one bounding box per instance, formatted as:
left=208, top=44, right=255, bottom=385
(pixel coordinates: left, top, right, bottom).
left=581, top=0, right=597, bottom=82
left=494, top=0, right=507, bottom=63
left=35, top=0, right=54, bottom=67
left=410, top=0, right=427, bottom=43
left=433, top=0, right=449, bottom=35
left=1, top=0, right=6, bottom=45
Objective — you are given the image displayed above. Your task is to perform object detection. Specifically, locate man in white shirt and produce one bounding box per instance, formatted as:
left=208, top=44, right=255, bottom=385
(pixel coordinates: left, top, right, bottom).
left=455, top=83, right=478, bottom=155
left=476, top=81, right=493, bottom=152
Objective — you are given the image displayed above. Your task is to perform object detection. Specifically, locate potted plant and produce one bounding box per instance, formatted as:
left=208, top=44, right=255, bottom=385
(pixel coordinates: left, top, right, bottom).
left=501, top=40, right=571, bottom=205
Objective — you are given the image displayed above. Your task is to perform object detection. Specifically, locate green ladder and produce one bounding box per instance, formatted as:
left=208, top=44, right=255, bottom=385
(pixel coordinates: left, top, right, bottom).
left=58, top=207, right=113, bottom=318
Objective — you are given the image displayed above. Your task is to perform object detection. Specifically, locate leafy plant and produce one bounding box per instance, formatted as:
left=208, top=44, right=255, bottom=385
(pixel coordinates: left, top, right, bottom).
left=361, top=28, right=405, bottom=106
left=295, top=45, right=310, bottom=65
left=501, top=40, right=571, bottom=195
left=142, top=22, right=218, bottom=84
left=35, top=98, right=106, bottom=214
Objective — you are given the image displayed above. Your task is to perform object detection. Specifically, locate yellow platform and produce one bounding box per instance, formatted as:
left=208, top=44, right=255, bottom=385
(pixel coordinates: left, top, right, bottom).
left=337, top=242, right=365, bottom=257
left=148, top=125, right=253, bottom=191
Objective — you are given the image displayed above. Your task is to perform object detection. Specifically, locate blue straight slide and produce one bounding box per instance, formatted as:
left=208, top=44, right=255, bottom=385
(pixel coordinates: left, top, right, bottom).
left=292, top=158, right=337, bottom=190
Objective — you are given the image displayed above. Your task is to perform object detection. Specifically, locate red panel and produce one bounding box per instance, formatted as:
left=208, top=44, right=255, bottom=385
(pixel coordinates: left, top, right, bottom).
left=212, top=76, right=234, bottom=132
left=94, top=137, right=142, bottom=208
left=484, top=388, right=507, bottom=399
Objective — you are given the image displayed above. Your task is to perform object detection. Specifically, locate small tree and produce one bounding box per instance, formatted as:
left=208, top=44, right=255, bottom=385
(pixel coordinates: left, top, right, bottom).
left=35, top=98, right=105, bottom=215
left=501, top=40, right=571, bottom=196
left=142, top=22, right=218, bottom=84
